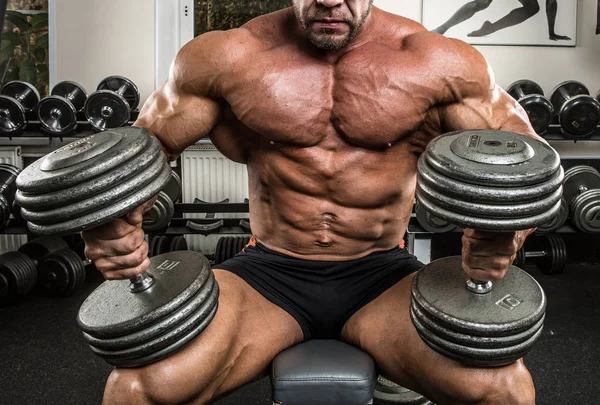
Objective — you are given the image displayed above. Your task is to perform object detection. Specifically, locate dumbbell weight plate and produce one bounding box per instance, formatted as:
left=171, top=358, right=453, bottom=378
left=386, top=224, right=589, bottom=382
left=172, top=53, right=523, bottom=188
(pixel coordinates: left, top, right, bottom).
left=414, top=200, right=455, bottom=233
left=562, top=165, right=600, bottom=204
left=536, top=198, right=568, bottom=234
left=412, top=257, right=546, bottom=337
left=507, top=80, right=545, bottom=99
left=142, top=191, right=175, bottom=232
left=169, top=236, right=188, bottom=252
left=0, top=251, right=37, bottom=305
left=373, top=376, right=433, bottom=405
left=1, top=80, right=40, bottom=112
left=518, top=95, right=554, bottom=135
left=37, top=96, right=78, bottom=135
left=537, top=234, right=567, bottom=274
left=214, top=237, right=225, bottom=265
left=506, top=80, right=554, bottom=135
left=97, top=75, right=140, bottom=111
left=18, top=235, right=68, bottom=264
left=38, top=248, right=86, bottom=296
left=571, top=190, right=600, bottom=233
left=156, top=235, right=170, bottom=256
left=52, top=81, right=88, bottom=112
left=20, top=152, right=168, bottom=224
left=78, top=251, right=219, bottom=367
left=425, top=130, right=561, bottom=186
left=163, top=170, right=182, bottom=203
left=149, top=235, right=160, bottom=257
left=0, top=96, right=27, bottom=136
left=17, top=136, right=162, bottom=210
left=17, top=128, right=151, bottom=193
left=550, top=81, right=600, bottom=139
left=84, top=90, right=131, bottom=131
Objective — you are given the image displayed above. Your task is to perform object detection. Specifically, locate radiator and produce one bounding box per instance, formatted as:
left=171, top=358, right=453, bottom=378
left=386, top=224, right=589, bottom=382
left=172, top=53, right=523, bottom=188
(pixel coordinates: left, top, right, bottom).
left=181, top=144, right=250, bottom=255
left=0, top=147, right=26, bottom=254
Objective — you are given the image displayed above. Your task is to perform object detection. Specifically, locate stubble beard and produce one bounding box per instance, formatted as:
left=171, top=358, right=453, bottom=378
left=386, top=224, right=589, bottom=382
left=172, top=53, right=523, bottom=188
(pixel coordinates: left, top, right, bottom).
left=294, top=1, right=373, bottom=51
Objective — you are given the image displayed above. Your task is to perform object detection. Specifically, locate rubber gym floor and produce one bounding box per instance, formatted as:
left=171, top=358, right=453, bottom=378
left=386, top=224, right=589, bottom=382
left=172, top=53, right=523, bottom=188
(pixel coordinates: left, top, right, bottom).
left=0, top=255, right=598, bottom=404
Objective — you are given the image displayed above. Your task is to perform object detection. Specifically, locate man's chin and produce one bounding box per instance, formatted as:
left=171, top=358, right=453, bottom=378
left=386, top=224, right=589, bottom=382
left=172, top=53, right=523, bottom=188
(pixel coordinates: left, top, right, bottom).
left=308, top=33, right=351, bottom=51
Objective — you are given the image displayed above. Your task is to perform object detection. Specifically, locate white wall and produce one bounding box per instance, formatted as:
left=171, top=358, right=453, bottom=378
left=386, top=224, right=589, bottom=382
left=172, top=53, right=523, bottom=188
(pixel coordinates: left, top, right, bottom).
left=375, top=0, right=600, bottom=96
left=52, top=0, right=155, bottom=106
left=52, top=1, right=599, bottom=105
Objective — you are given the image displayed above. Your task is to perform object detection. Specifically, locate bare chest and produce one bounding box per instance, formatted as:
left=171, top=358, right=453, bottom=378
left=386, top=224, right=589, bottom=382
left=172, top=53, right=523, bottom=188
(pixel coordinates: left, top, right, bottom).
left=221, top=44, right=442, bottom=148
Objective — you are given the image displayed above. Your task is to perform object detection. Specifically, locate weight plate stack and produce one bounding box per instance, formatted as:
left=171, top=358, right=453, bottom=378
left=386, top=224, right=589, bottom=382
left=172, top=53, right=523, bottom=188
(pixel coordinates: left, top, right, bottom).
left=84, top=76, right=140, bottom=132
left=562, top=166, right=600, bottom=233
left=416, top=130, right=563, bottom=231
left=412, top=130, right=560, bottom=366
left=38, top=248, right=86, bottom=296
left=15, top=127, right=172, bottom=235
left=411, top=257, right=546, bottom=367
left=142, top=191, right=175, bottom=232
left=78, top=251, right=219, bottom=367
left=538, top=234, right=567, bottom=274
left=373, top=376, right=433, bottom=404
left=0, top=251, right=38, bottom=305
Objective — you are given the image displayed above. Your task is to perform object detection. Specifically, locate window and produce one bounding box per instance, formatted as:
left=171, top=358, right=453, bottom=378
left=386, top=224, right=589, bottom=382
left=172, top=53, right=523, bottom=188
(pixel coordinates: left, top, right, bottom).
left=195, top=0, right=291, bottom=36
left=0, top=0, right=49, bottom=96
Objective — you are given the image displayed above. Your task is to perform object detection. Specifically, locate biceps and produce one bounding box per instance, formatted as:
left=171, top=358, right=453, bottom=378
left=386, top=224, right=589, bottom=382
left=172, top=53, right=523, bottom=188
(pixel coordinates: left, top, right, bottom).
left=134, top=84, right=222, bottom=160
left=439, top=85, right=534, bottom=135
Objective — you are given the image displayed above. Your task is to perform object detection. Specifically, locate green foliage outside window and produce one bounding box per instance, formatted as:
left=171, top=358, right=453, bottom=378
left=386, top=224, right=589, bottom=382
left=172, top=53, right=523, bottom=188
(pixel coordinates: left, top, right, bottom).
left=196, top=0, right=292, bottom=35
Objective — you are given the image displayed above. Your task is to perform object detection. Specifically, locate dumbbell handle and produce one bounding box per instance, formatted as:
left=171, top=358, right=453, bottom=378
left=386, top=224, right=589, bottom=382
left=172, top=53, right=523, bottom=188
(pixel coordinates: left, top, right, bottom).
left=129, top=271, right=155, bottom=292
left=524, top=250, right=547, bottom=259
left=513, top=86, right=527, bottom=100
left=116, top=83, right=131, bottom=97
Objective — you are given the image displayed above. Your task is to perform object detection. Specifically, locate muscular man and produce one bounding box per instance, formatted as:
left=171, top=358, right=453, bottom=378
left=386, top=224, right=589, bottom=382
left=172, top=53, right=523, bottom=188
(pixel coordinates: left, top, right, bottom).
left=435, top=0, right=571, bottom=41
left=83, top=1, right=541, bottom=404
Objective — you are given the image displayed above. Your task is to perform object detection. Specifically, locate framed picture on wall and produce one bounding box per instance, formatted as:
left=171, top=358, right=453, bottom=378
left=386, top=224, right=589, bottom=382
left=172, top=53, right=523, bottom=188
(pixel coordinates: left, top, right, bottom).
left=422, top=0, right=577, bottom=46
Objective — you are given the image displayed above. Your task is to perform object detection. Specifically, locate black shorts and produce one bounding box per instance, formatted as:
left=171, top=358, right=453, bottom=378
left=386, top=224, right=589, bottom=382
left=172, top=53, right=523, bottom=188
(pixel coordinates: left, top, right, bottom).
left=216, top=240, right=424, bottom=340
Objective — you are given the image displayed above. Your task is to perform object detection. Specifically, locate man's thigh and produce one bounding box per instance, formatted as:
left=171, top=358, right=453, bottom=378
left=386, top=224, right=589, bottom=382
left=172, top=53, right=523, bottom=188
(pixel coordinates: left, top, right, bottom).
left=340, top=273, right=535, bottom=405
left=103, top=269, right=303, bottom=405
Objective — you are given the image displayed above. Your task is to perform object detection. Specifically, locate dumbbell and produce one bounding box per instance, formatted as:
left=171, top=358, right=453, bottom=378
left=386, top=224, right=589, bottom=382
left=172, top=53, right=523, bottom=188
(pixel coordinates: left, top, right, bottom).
left=0, top=163, right=21, bottom=230
left=84, top=75, right=140, bottom=131
left=0, top=235, right=68, bottom=305
left=506, top=80, right=554, bottom=135
left=142, top=170, right=182, bottom=232
left=373, top=376, right=434, bottom=404
left=562, top=165, right=600, bottom=233
left=0, top=81, right=40, bottom=136
left=18, top=235, right=89, bottom=296
left=514, top=234, right=567, bottom=274
left=414, top=200, right=456, bottom=233
left=37, top=81, right=88, bottom=136
left=15, top=127, right=218, bottom=367
left=414, top=129, right=563, bottom=367
left=214, top=236, right=251, bottom=265
left=550, top=81, right=600, bottom=139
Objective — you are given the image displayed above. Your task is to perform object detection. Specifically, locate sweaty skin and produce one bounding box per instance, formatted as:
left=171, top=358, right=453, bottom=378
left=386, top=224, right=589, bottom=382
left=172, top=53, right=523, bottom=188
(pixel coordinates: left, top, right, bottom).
left=83, top=2, right=541, bottom=405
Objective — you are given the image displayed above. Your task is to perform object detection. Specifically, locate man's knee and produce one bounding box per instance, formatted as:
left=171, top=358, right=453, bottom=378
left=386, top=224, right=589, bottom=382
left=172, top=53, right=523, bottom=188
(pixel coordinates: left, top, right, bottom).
left=445, top=362, right=535, bottom=405
left=474, top=0, right=493, bottom=11
left=103, top=365, right=212, bottom=405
